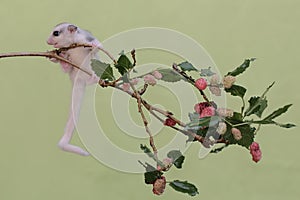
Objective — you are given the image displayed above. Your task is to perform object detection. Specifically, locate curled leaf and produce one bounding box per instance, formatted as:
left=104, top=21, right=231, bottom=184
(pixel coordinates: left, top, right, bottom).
left=263, top=104, right=293, bottom=122
left=225, top=84, right=247, bottom=98
left=114, top=54, right=133, bottom=75
left=144, top=170, right=163, bottom=184
left=157, top=68, right=183, bottom=82
left=245, top=96, right=268, bottom=118
left=169, top=180, right=199, bottom=196
left=167, top=150, right=185, bottom=169
left=200, top=67, right=215, bottom=76
left=91, top=59, right=115, bottom=81
left=227, top=58, right=256, bottom=77
left=178, top=61, right=198, bottom=72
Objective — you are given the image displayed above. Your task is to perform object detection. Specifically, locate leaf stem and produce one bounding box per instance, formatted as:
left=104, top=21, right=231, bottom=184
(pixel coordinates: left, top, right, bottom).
left=241, top=97, right=245, bottom=117
left=232, top=121, right=252, bottom=127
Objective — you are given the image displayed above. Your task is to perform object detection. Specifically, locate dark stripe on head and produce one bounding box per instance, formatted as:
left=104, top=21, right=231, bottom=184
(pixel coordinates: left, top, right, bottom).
left=86, top=35, right=95, bottom=42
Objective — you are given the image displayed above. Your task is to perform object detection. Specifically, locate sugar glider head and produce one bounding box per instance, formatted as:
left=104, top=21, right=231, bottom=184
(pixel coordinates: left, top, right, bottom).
left=47, top=23, right=80, bottom=48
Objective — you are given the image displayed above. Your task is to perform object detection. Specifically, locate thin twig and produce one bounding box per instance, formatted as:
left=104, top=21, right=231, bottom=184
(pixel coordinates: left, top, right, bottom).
left=59, top=43, right=117, bottom=64
left=128, top=76, right=158, bottom=160
left=98, top=46, right=117, bottom=64
left=0, top=44, right=117, bottom=79
left=0, top=51, right=92, bottom=76
left=139, top=84, right=149, bottom=95
left=131, top=49, right=136, bottom=67
left=149, top=105, right=186, bottom=127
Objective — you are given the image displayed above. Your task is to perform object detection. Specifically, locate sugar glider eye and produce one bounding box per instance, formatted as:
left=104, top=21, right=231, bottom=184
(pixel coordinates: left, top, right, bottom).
left=53, top=31, right=60, bottom=37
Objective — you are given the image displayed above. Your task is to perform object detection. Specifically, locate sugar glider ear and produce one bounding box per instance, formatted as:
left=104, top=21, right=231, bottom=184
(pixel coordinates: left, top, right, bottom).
left=67, top=24, right=78, bottom=33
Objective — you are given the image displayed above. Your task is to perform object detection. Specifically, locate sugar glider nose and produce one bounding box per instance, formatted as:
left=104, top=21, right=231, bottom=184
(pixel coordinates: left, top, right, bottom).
left=47, top=38, right=53, bottom=45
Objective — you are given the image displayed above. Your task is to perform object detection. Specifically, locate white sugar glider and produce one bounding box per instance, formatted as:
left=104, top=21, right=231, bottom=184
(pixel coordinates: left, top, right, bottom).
left=47, top=22, right=102, bottom=156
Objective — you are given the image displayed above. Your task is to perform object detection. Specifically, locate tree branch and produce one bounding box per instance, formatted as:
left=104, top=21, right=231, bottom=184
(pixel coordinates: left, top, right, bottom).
left=1, top=46, right=227, bottom=152
left=0, top=50, right=93, bottom=76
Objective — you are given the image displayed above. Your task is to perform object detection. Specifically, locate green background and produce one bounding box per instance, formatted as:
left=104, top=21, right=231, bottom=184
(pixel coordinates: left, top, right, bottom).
left=0, top=0, right=299, bottom=199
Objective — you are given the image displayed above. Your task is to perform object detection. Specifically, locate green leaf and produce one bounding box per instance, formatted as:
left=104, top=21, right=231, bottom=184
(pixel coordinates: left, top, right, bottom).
left=144, top=162, right=156, bottom=172
left=231, top=112, right=243, bottom=121
left=263, top=104, right=293, bottom=122
left=119, top=50, right=125, bottom=55
left=169, top=180, right=199, bottom=196
left=144, top=170, right=163, bottom=184
left=140, top=162, right=162, bottom=184
left=252, top=120, right=296, bottom=128
left=237, top=126, right=256, bottom=147
left=200, top=67, right=215, bottom=76
left=140, top=144, right=151, bottom=154
left=223, top=118, right=255, bottom=148
left=227, top=58, right=256, bottom=77
left=196, top=127, right=209, bottom=137
left=178, top=61, right=198, bottom=72
left=188, top=112, right=200, bottom=121
left=244, top=96, right=268, bottom=118
left=210, top=144, right=229, bottom=154
left=114, top=54, right=133, bottom=75
left=173, top=156, right=185, bottom=169
left=225, top=84, right=247, bottom=98
left=244, top=82, right=275, bottom=118
left=157, top=68, right=183, bottom=82
left=167, top=150, right=185, bottom=169
left=274, top=122, right=296, bottom=128
left=140, top=144, right=156, bottom=161
left=122, top=73, right=130, bottom=83
left=91, top=59, right=115, bottom=81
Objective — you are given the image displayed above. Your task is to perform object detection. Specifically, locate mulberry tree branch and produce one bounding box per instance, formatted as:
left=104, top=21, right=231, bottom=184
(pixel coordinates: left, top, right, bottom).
left=0, top=46, right=227, bottom=152
left=129, top=78, right=158, bottom=160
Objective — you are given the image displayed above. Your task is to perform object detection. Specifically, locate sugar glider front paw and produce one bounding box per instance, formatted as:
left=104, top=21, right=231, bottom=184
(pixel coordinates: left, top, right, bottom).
left=49, top=58, right=59, bottom=63
left=60, top=61, right=73, bottom=73
left=90, top=40, right=103, bottom=49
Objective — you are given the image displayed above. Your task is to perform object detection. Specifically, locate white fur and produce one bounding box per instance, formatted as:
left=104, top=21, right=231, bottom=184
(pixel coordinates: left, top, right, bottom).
left=47, top=23, right=101, bottom=156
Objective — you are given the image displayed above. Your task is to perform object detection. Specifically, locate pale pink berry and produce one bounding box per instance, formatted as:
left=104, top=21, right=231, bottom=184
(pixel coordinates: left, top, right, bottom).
left=130, top=78, right=139, bottom=85
left=156, top=165, right=162, bottom=171
left=200, top=106, right=215, bottom=118
left=162, top=157, right=173, bottom=171
left=210, top=74, right=220, bottom=85
left=223, top=75, right=236, bottom=89
left=216, top=122, right=227, bottom=135
left=216, top=108, right=234, bottom=117
left=209, top=86, right=221, bottom=96
left=231, top=128, right=242, bottom=140
left=152, top=71, right=163, bottom=79
left=144, top=74, right=157, bottom=86
left=195, top=78, right=207, bottom=90
left=122, top=83, right=131, bottom=92
left=250, top=142, right=262, bottom=163
left=163, top=157, right=173, bottom=165
left=209, top=74, right=221, bottom=96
